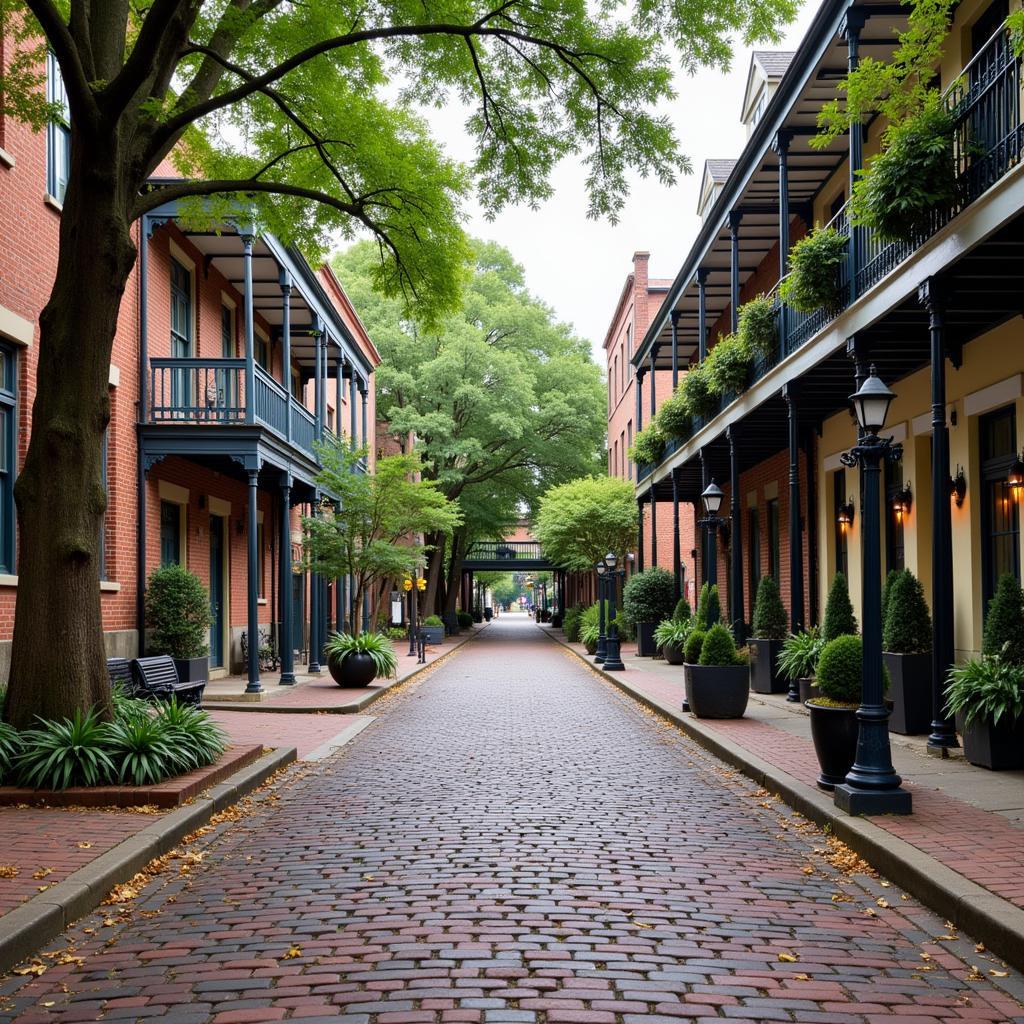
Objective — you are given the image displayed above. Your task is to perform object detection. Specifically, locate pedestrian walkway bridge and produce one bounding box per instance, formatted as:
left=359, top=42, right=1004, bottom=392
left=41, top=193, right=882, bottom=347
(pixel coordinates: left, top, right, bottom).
left=462, top=541, right=553, bottom=571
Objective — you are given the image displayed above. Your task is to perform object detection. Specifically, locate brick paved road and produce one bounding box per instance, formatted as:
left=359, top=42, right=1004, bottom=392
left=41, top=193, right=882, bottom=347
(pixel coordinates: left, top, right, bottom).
left=3, top=616, right=1023, bottom=1023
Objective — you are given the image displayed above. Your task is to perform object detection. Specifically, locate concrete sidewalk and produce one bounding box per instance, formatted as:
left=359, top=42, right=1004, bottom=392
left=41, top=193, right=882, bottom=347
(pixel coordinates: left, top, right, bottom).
left=547, top=624, right=1024, bottom=975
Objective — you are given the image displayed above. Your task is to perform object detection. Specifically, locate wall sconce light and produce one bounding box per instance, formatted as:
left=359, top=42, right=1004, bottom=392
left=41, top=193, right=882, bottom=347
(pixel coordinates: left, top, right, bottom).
left=836, top=499, right=855, bottom=528
left=235, top=518, right=244, bottom=536
left=1009, top=451, right=1024, bottom=494
left=891, top=484, right=913, bottom=519
left=950, top=466, right=967, bottom=507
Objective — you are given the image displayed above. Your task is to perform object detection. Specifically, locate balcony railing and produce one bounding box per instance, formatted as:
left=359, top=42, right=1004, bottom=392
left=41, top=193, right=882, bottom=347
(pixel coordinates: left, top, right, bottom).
left=465, top=541, right=545, bottom=563
left=636, top=22, right=1021, bottom=484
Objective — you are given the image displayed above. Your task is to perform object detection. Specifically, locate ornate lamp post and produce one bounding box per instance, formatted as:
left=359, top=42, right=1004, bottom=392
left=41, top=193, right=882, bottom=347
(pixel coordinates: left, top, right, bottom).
left=595, top=561, right=608, bottom=663
left=404, top=576, right=415, bottom=657
left=835, top=366, right=912, bottom=816
left=603, top=551, right=626, bottom=671
left=698, top=481, right=725, bottom=625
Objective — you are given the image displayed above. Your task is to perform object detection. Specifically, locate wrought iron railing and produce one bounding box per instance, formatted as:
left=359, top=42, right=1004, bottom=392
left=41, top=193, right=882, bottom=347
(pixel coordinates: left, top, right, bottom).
left=465, top=541, right=546, bottom=562
left=291, top=402, right=317, bottom=456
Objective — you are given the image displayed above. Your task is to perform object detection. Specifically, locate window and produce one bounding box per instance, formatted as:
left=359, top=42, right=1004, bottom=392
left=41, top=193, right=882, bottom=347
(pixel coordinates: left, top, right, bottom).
left=170, top=259, right=193, bottom=409
left=767, top=498, right=780, bottom=581
left=833, top=470, right=849, bottom=579
left=980, top=405, right=1020, bottom=608
left=0, top=344, right=17, bottom=574
left=160, top=500, right=183, bottom=567
left=747, top=508, right=760, bottom=617
left=750, top=89, right=767, bottom=128
left=255, top=332, right=270, bottom=372
left=626, top=420, right=633, bottom=481
left=291, top=368, right=302, bottom=402
left=46, top=52, right=71, bottom=203
left=257, top=522, right=266, bottom=598
left=885, top=457, right=905, bottom=573
left=613, top=355, right=619, bottom=401
left=626, top=323, right=632, bottom=357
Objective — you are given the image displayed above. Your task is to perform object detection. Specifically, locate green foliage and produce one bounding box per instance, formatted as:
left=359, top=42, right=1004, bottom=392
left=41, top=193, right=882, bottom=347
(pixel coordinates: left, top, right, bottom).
left=457, top=611, right=474, bottom=628
left=778, top=628, right=824, bottom=681
left=324, top=631, right=399, bottom=679
left=423, top=615, right=444, bottom=627
left=386, top=626, right=408, bottom=642
left=737, top=295, right=778, bottom=359
left=751, top=576, right=788, bottom=640
left=881, top=569, right=901, bottom=631
left=15, top=709, right=115, bottom=790
left=0, top=722, right=22, bottom=783
left=580, top=621, right=600, bottom=653
left=145, top=564, right=212, bottom=660
left=654, top=390, right=692, bottom=441
left=154, top=699, right=226, bottom=771
left=535, top=477, right=638, bottom=573
left=111, top=685, right=152, bottom=725
left=654, top=618, right=693, bottom=650
left=946, top=652, right=1024, bottom=727
left=623, top=568, right=676, bottom=626
left=1011, top=10, right=1024, bottom=55
left=822, top=573, right=858, bottom=642
left=563, top=605, right=585, bottom=643
left=704, top=334, right=752, bottom=396
left=673, top=597, right=692, bottom=622
left=779, top=228, right=848, bottom=314
left=983, top=573, right=1024, bottom=665
left=628, top=425, right=666, bottom=467
left=679, top=362, right=718, bottom=418
left=696, top=582, right=721, bottom=630
left=882, top=569, right=932, bottom=654
left=698, top=623, right=742, bottom=666
left=815, top=635, right=863, bottom=705
left=684, top=629, right=707, bottom=665
left=103, top=715, right=188, bottom=787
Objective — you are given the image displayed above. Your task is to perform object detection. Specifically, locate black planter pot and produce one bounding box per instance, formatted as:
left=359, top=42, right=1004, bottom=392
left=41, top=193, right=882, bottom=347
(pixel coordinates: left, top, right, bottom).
left=960, top=712, right=1024, bottom=770
left=684, top=664, right=749, bottom=719
left=798, top=677, right=819, bottom=705
left=173, top=656, right=209, bottom=684
left=484, top=607, right=493, bottom=621
left=882, top=651, right=932, bottom=734
left=662, top=640, right=684, bottom=666
left=636, top=622, right=657, bottom=657
left=807, top=702, right=859, bottom=790
left=748, top=638, right=786, bottom=694
left=328, top=651, right=378, bottom=688
left=420, top=626, right=445, bottom=645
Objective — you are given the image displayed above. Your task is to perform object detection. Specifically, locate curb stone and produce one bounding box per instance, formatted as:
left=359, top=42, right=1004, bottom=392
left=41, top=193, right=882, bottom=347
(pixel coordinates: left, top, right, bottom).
left=547, top=628, right=1024, bottom=976
left=0, top=745, right=296, bottom=975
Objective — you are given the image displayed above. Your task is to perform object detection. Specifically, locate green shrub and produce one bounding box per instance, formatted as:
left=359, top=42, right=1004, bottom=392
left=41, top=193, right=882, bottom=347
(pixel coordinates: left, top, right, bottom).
left=737, top=294, right=778, bottom=359
left=654, top=390, right=692, bottom=441
left=684, top=629, right=706, bottom=665
left=654, top=618, right=692, bottom=650
left=679, top=362, right=717, bottom=418
left=751, top=576, right=788, bottom=640
left=778, top=628, right=823, bottom=681
left=698, top=623, right=741, bottom=666
left=822, top=572, right=858, bottom=642
left=386, top=626, right=408, bottom=642
left=0, top=722, right=22, bottom=783
left=580, top=621, right=600, bottom=653
left=563, top=605, right=584, bottom=643
left=946, top=652, right=1024, bottom=727
left=623, top=567, right=676, bottom=626
left=704, top=334, right=752, bottom=396
left=672, top=597, right=691, bottom=622
left=695, top=582, right=721, bottom=629
left=103, top=714, right=187, bottom=787
left=423, top=615, right=444, bottom=627
left=155, top=699, right=226, bottom=770
left=457, top=611, right=474, bottom=628
left=324, top=631, right=398, bottom=678
left=880, top=569, right=901, bottom=633
left=983, top=573, right=1024, bottom=665
left=628, top=424, right=666, bottom=466
left=883, top=569, right=932, bottom=654
left=815, top=635, right=862, bottom=705
left=145, top=564, right=212, bottom=660
left=112, top=684, right=152, bottom=724
left=779, top=227, right=847, bottom=313
left=16, top=709, right=115, bottom=790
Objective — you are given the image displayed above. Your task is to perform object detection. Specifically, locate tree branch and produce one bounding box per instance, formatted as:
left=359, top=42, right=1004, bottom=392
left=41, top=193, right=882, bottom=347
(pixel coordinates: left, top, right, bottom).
left=24, top=0, right=96, bottom=119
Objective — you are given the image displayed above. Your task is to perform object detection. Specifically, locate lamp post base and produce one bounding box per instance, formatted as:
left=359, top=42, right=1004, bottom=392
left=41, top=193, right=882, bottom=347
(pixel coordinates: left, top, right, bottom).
left=833, top=784, right=912, bottom=816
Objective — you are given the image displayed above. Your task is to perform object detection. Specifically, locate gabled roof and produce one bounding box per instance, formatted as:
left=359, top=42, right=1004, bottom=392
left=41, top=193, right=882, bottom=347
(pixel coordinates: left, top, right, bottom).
left=698, top=159, right=738, bottom=217
left=741, top=50, right=796, bottom=124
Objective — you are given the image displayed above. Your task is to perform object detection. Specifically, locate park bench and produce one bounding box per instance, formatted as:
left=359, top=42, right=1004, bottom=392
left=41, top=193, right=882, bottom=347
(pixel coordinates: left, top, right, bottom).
left=129, top=655, right=206, bottom=707
left=106, top=657, right=135, bottom=694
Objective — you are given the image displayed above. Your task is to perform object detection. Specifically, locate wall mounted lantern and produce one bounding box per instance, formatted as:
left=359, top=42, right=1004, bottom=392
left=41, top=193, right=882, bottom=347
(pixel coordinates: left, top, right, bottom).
left=836, top=499, right=855, bottom=528
left=891, top=484, right=913, bottom=519
left=950, top=466, right=967, bottom=508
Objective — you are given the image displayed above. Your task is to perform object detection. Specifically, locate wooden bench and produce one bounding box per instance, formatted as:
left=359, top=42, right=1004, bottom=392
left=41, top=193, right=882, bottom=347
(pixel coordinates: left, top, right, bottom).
left=106, top=657, right=136, bottom=695
left=130, top=656, right=206, bottom=707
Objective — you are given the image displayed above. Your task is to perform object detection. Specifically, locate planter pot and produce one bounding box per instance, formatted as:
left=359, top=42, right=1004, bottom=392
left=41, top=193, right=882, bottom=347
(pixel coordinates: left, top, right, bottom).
left=882, top=651, right=931, bottom=735
left=684, top=663, right=749, bottom=719
left=959, top=712, right=1024, bottom=770
left=584, top=638, right=598, bottom=655
left=807, top=702, right=859, bottom=791
left=420, top=626, right=445, bottom=645
left=799, top=677, right=819, bottom=705
left=636, top=622, right=657, bottom=657
left=328, top=651, right=377, bottom=688
left=748, top=638, right=786, bottom=694
left=662, top=640, right=684, bottom=666
left=484, top=607, right=493, bottom=621
left=173, top=656, right=209, bottom=685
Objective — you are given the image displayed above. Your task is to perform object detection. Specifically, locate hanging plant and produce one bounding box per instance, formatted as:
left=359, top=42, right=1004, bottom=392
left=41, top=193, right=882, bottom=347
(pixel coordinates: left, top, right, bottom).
left=779, top=227, right=848, bottom=313
left=737, top=294, right=778, bottom=360
left=628, top=424, right=666, bottom=466
left=678, top=361, right=717, bottom=418
left=704, top=334, right=752, bottom=397
left=654, top=389, right=692, bottom=441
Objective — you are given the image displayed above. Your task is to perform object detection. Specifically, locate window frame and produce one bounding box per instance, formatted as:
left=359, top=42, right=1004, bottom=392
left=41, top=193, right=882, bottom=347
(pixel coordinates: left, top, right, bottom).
left=766, top=498, right=780, bottom=582
left=159, top=499, right=185, bottom=568
left=46, top=51, right=71, bottom=203
left=980, top=404, right=1020, bottom=609
left=0, top=343, right=17, bottom=575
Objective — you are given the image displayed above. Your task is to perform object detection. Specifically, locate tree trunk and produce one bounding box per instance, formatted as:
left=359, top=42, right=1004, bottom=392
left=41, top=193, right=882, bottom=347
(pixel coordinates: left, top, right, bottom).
left=424, top=532, right=446, bottom=617
left=442, top=531, right=463, bottom=626
left=3, top=134, right=137, bottom=728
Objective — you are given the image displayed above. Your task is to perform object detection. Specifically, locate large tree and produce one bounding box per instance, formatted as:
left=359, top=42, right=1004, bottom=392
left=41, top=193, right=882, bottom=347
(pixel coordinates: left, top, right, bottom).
left=0, top=0, right=796, bottom=725
left=334, top=238, right=607, bottom=617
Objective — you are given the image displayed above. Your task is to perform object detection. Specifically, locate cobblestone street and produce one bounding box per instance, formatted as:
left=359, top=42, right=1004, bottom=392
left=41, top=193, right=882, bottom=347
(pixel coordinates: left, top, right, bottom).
left=2, top=617, right=1022, bottom=1023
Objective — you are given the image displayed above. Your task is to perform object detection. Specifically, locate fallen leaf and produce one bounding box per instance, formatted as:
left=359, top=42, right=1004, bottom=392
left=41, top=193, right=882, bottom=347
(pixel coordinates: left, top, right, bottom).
left=989, top=970, right=1009, bottom=978
left=876, top=898, right=890, bottom=909
left=631, top=920, right=653, bottom=929
left=31, top=868, right=53, bottom=880
left=936, top=934, right=958, bottom=941
left=0, top=865, right=19, bottom=879
left=42, top=1002, right=54, bottom=1008
left=864, top=908, right=877, bottom=917
left=778, top=952, right=799, bottom=963
left=362, top=874, right=375, bottom=881
left=12, top=962, right=46, bottom=977
left=282, top=945, right=302, bottom=960
left=879, top=880, right=890, bottom=887
left=967, top=965, right=985, bottom=982
left=975, top=943, right=986, bottom=953
left=77, top=842, right=92, bottom=850
left=792, top=973, right=811, bottom=981
left=920, top=953, right=932, bottom=961
left=801, top=866, right=814, bottom=875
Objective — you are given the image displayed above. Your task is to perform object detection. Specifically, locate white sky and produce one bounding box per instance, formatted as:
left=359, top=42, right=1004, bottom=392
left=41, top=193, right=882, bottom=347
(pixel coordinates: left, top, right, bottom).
left=423, top=1, right=822, bottom=361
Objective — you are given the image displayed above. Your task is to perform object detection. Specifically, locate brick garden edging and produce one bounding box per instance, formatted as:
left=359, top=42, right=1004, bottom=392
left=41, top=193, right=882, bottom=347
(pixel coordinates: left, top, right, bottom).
left=547, top=627, right=1024, bottom=977
left=0, top=745, right=296, bottom=975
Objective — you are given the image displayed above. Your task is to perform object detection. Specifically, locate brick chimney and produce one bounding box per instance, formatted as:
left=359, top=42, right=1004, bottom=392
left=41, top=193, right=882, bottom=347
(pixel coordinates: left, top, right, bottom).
left=632, top=251, right=651, bottom=338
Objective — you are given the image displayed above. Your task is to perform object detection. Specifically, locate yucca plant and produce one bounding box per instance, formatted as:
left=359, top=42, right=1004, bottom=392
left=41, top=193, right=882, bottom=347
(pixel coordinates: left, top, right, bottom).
left=155, top=699, right=226, bottom=770
left=654, top=618, right=692, bottom=649
left=946, top=651, right=1024, bottom=727
left=777, top=628, right=824, bottom=682
left=0, top=722, right=22, bottom=783
left=112, top=683, right=152, bottom=724
left=324, top=631, right=398, bottom=679
left=103, top=714, right=188, bottom=786
left=16, top=709, right=115, bottom=790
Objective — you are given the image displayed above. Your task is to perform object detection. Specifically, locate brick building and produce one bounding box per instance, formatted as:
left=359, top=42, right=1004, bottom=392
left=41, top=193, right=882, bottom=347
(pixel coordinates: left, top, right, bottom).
left=0, top=43, right=380, bottom=690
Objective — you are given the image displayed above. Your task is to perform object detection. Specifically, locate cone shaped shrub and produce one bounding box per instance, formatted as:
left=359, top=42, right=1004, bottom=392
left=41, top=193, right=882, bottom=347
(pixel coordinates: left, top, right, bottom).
left=673, top=597, right=692, bottom=622
left=698, top=623, right=741, bottom=666
left=822, top=572, right=858, bottom=642
left=695, top=582, right=721, bottom=630
left=882, top=569, right=931, bottom=654
left=684, top=629, right=706, bottom=665
left=751, top=576, right=788, bottom=639
left=983, top=573, right=1024, bottom=665
left=816, top=634, right=863, bottom=705
left=880, top=569, right=901, bottom=634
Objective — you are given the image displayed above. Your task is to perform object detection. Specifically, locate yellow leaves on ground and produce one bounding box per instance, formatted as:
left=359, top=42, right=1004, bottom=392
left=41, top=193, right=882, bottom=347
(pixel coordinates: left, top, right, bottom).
left=12, top=961, right=46, bottom=977
left=77, top=841, right=92, bottom=849
left=282, top=945, right=303, bottom=960
left=777, top=951, right=799, bottom=962
left=876, top=898, right=890, bottom=908
left=0, top=864, right=19, bottom=878
left=31, top=868, right=52, bottom=880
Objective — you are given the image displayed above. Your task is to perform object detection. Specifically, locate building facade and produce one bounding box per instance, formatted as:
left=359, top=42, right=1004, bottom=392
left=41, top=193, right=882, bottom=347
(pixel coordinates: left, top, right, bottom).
left=0, top=42, right=380, bottom=690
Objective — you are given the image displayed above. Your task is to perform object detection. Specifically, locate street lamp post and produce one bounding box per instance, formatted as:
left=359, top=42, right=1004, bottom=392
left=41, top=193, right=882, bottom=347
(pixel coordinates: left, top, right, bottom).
left=698, top=481, right=725, bottom=626
left=595, top=561, right=608, bottom=663
left=603, top=552, right=626, bottom=671
left=834, top=366, right=912, bottom=816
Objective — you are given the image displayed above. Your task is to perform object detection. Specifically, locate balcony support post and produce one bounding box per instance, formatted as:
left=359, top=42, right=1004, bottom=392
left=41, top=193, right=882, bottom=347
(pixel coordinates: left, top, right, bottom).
left=245, top=466, right=262, bottom=693
left=279, top=477, right=295, bottom=685
left=636, top=367, right=644, bottom=432
left=350, top=370, right=358, bottom=452
left=308, top=498, right=322, bottom=674
left=280, top=270, right=292, bottom=442
left=670, top=310, right=681, bottom=390
left=320, top=336, right=329, bottom=442
left=699, top=447, right=709, bottom=585
left=919, top=279, right=960, bottom=751
left=636, top=496, right=645, bottom=572
left=783, top=384, right=804, bottom=669
left=313, top=317, right=323, bottom=442
left=242, top=232, right=256, bottom=425
left=729, top=210, right=743, bottom=334
left=774, top=130, right=792, bottom=353
left=648, top=351, right=656, bottom=421
left=728, top=424, right=744, bottom=643
left=650, top=481, right=658, bottom=566
left=360, top=377, right=369, bottom=460
left=336, top=352, right=344, bottom=441
left=697, top=268, right=709, bottom=362
left=845, top=8, right=867, bottom=303
left=672, top=469, right=682, bottom=601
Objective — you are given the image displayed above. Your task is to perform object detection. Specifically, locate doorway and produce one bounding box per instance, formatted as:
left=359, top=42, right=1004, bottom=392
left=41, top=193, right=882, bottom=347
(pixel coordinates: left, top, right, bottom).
left=209, top=514, right=227, bottom=669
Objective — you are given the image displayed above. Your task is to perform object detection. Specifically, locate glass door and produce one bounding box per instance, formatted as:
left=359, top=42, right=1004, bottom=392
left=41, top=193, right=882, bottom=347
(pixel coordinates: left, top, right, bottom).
left=209, top=515, right=225, bottom=668
left=980, top=406, right=1020, bottom=610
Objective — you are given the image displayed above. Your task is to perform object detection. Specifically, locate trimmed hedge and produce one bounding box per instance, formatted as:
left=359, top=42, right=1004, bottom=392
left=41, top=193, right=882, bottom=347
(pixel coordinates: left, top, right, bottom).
left=822, top=572, right=857, bottom=642
left=751, top=576, right=787, bottom=640
left=698, top=623, right=741, bottom=666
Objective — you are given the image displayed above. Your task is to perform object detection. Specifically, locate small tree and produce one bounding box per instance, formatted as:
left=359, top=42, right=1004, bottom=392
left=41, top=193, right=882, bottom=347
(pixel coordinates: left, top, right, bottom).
left=882, top=570, right=932, bottom=654
left=822, top=572, right=858, bottom=642
left=623, top=568, right=676, bottom=626
left=146, top=565, right=212, bottom=660
left=303, top=438, right=462, bottom=633
left=983, top=573, right=1024, bottom=665
left=699, top=623, right=741, bottom=666
left=751, top=576, right=788, bottom=640
left=816, top=635, right=863, bottom=706
left=880, top=569, right=901, bottom=633
left=696, top=582, right=721, bottom=630
left=673, top=597, right=692, bottom=622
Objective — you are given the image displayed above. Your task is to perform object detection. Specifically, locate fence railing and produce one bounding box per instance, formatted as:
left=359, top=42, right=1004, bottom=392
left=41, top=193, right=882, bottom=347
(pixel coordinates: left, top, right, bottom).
left=465, top=541, right=546, bottom=563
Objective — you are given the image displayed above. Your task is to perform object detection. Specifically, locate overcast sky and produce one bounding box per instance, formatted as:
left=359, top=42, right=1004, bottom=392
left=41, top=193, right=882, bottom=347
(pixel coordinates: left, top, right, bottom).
left=424, top=1, right=821, bottom=362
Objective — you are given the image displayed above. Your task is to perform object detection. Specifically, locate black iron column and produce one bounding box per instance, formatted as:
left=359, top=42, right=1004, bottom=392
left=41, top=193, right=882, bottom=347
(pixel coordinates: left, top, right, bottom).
left=774, top=130, right=792, bottom=353
left=635, top=367, right=644, bottom=431
left=604, top=561, right=625, bottom=671
left=919, top=279, right=959, bottom=750
left=670, top=310, right=681, bottom=390
left=672, top=469, right=682, bottom=600
left=699, top=448, right=709, bottom=584
left=649, top=351, right=656, bottom=422
left=784, top=385, right=804, bottom=677
left=636, top=497, right=645, bottom=572
left=595, top=568, right=607, bottom=663
left=279, top=477, right=295, bottom=685
left=845, top=8, right=867, bottom=303
left=308, top=500, right=321, bottom=674
left=697, top=268, right=709, bottom=362
left=729, top=210, right=743, bottom=334
left=245, top=466, right=262, bottom=694
left=650, top=482, right=658, bottom=566
left=728, top=425, right=744, bottom=641
left=280, top=269, right=292, bottom=442
left=242, top=230, right=256, bottom=426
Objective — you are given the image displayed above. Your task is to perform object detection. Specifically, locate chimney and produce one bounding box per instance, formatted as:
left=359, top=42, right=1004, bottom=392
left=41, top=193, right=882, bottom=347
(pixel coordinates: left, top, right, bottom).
left=632, top=251, right=651, bottom=338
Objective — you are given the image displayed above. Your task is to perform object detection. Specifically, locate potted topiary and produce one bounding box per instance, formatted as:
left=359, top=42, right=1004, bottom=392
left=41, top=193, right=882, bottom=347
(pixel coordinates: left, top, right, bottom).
left=882, top=569, right=932, bottom=734
left=654, top=619, right=691, bottom=666
left=749, top=576, right=789, bottom=694
left=778, top=628, right=824, bottom=704
left=324, top=631, right=397, bottom=688
left=704, top=334, right=753, bottom=398
left=946, top=651, right=1024, bottom=770
left=982, top=573, right=1024, bottom=664
left=145, top=564, right=213, bottom=685
left=421, top=615, right=445, bottom=644
left=685, top=624, right=749, bottom=718
left=807, top=634, right=863, bottom=790
left=623, top=567, right=676, bottom=657
left=737, top=294, right=778, bottom=362
left=457, top=611, right=474, bottom=629
left=822, top=572, right=858, bottom=642
left=695, top=581, right=721, bottom=630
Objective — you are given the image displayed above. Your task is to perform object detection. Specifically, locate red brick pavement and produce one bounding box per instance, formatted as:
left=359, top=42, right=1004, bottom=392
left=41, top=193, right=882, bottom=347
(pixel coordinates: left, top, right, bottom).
left=209, top=711, right=374, bottom=760
left=2, top=617, right=1022, bottom=1023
